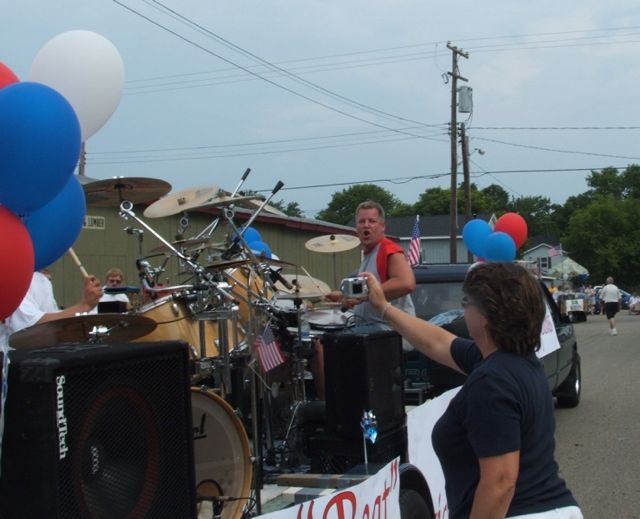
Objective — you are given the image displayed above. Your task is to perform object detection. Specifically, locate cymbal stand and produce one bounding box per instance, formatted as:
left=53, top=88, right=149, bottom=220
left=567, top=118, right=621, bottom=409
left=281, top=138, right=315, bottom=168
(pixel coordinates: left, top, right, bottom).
left=196, top=168, right=251, bottom=240
left=119, top=200, right=236, bottom=305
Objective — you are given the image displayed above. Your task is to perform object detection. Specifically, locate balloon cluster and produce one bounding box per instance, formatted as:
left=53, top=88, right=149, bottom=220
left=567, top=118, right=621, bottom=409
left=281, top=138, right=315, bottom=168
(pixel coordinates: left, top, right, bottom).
left=0, top=31, right=124, bottom=319
left=462, top=213, right=528, bottom=262
left=241, top=227, right=272, bottom=259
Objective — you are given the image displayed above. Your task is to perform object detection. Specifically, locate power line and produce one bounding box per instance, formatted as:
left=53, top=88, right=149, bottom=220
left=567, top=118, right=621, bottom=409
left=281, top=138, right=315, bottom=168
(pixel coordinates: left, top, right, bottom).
left=250, top=165, right=631, bottom=193
left=473, top=126, right=640, bottom=131
left=140, top=0, right=442, bottom=129
left=112, top=0, right=446, bottom=143
left=87, top=131, right=448, bottom=165
left=473, top=136, right=640, bottom=160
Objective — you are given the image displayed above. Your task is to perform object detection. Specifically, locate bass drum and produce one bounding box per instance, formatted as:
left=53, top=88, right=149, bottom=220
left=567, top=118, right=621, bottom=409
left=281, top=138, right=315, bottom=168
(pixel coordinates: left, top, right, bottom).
left=191, top=388, right=252, bottom=519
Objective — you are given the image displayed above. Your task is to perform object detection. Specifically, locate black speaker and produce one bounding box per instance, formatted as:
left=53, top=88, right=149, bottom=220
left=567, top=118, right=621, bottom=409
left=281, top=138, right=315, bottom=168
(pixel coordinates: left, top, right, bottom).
left=0, top=341, right=197, bottom=519
left=324, top=331, right=405, bottom=439
left=309, top=425, right=407, bottom=474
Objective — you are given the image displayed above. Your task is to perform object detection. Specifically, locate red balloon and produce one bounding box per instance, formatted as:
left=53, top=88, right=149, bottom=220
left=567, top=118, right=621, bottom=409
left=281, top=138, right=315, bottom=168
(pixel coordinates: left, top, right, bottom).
left=0, top=62, right=19, bottom=90
left=0, top=207, right=35, bottom=320
left=495, top=212, right=528, bottom=248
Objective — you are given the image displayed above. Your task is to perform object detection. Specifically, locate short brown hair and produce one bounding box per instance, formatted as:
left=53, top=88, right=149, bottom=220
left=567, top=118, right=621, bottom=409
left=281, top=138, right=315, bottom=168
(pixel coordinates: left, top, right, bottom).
left=463, top=262, right=545, bottom=355
left=106, top=267, right=124, bottom=280
left=355, top=200, right=385, bottom=221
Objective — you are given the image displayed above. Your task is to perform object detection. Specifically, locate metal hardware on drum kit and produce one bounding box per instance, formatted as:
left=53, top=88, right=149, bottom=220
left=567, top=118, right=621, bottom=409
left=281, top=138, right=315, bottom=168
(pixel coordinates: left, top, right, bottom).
left=31, top=170, right=364, bottom=516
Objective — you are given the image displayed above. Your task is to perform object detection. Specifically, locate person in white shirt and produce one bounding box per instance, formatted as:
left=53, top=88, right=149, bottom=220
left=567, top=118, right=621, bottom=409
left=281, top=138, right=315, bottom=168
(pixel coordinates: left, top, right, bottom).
left=599, top=276, right=621, bottom=336
left=0, top=270, right=103, bottom=348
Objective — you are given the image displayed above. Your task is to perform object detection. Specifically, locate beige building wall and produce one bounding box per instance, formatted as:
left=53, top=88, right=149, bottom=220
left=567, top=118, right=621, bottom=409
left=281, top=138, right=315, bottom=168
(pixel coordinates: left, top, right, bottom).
left=48, top=205, right=361, bottom=308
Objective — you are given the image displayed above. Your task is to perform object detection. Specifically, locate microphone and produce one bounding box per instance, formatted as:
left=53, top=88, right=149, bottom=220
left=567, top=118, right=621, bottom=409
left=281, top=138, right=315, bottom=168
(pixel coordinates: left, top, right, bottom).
left=269, top=268, right=293, bottom=290
left=125, top=226, right=144, bottom=235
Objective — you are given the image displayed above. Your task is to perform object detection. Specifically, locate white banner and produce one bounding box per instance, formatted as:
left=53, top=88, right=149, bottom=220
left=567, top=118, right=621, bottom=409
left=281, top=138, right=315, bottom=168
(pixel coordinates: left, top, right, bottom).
left=407, top=387, right=460, bottom=519
left=538, top=304, right=561, bottom=358
left=258, top=458, right=401, bottom=519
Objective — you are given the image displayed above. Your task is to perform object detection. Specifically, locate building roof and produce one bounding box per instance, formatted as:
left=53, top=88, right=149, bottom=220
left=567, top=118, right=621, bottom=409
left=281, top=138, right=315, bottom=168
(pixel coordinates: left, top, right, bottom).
left=384, top=213, right=493, bottom=238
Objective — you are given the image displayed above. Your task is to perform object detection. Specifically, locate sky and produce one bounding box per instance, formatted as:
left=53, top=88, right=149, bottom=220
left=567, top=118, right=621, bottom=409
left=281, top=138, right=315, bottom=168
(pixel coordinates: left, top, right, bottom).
left=3, top=0, right=640, bottom=218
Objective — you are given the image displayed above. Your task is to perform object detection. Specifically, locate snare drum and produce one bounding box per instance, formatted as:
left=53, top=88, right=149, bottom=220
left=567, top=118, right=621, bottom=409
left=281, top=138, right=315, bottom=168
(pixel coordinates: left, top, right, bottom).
left=306, top=308, right=353, bottom=332
left=133, top=296, right=240, bottom=358
left=191, top=388, right=252, bottom=519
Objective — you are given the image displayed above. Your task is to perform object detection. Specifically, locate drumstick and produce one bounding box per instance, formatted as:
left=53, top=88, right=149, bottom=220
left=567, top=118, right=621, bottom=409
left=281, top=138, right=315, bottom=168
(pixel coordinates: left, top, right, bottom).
left=68, top=247, right=89, bottom=278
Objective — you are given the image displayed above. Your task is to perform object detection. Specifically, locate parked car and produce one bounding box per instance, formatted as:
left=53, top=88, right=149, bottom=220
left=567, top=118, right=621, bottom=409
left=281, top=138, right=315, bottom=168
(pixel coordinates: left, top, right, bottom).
left=406, top=264, right=581, bottom=408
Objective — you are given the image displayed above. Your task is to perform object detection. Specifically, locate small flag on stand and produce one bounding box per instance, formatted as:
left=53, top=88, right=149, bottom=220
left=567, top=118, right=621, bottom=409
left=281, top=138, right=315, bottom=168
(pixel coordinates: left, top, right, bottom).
left=254, top=325, right=285, bottom=372
left=407, top=215, right=422, bottom=266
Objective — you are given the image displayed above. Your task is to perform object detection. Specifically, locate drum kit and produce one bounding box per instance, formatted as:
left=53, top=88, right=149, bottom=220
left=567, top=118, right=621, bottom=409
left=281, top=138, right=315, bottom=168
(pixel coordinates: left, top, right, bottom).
left=8, top=169, right=361, bottom=519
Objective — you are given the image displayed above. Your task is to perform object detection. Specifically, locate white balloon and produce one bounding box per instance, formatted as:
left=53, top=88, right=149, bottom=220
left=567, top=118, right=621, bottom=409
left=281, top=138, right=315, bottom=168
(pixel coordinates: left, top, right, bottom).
left=28, top=30, right=125, bottom=141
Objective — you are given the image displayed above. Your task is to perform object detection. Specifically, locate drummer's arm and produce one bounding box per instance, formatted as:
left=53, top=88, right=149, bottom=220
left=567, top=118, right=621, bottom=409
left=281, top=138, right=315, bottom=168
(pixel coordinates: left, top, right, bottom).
left=37, top=276, right=103, bottom=324
left=381, top=253, right=416, bottom=301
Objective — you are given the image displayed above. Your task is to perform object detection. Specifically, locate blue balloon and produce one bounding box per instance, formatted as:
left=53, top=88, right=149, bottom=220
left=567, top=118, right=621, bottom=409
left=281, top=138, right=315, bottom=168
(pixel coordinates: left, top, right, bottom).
left=239, top=226, right=262, bottom=244
left=484, top=232, right=516, bottom=262
left=248, top=240, right=272, bottom=258
left=0, top=82, right=81, bottom=214
left=23, top=175, right=86, bottom=270
left=462, top=219, right=492, bottom=257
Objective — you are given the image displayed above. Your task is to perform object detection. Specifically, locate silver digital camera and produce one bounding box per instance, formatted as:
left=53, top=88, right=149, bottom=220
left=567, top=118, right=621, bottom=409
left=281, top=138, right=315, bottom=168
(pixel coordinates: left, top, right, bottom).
left=340, top=276, right=369, bottom=298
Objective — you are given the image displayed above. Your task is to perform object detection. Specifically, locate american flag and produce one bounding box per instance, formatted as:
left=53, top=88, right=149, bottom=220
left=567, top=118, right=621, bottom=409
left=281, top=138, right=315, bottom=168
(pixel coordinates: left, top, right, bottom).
left=548, top=243, right=564, bottom=257
left=407, top=215, right=422, bottom=266
left=254, top=325, right=285, bottom=372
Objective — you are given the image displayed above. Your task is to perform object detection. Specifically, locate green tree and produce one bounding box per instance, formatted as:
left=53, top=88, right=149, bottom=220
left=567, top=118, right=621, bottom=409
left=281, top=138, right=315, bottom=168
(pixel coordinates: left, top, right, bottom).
left=481, top=184, right=510, bottom=214
left=413, top=187, right=450, bottom=215
left=563, top=196, right=640, bottom=287
left=586, top=166, right=624, bottom=198
left=507, top=195, right=561, bottom=239
left=316, top=184, right=400, bottom=225
left=270, top=199, right=304, bottom=217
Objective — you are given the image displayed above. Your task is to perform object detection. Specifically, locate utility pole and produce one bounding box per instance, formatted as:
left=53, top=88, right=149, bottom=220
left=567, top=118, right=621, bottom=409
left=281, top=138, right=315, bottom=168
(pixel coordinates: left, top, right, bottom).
left=447, top=42, right=468, bottom=263
left=460, top=123, right=473, bottom=263
left=78, top=142, right=86, bottom=177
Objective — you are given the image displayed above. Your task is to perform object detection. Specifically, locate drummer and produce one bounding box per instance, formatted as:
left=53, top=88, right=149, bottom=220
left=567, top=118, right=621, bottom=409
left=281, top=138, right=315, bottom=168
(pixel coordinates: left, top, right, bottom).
left=311, top=200, right=416, bottom=399
left=0, top=269, right=103, bottom=348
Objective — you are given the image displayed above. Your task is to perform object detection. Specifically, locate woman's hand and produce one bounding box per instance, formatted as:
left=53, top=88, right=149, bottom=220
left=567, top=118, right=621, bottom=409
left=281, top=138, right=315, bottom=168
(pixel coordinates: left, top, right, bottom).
left=361, top=272, right=387, bottom=312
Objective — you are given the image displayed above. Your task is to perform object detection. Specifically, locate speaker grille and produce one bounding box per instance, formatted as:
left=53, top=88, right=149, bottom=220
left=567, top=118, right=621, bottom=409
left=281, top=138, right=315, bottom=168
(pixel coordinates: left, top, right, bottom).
left=1, top=342, right=196, bottom=519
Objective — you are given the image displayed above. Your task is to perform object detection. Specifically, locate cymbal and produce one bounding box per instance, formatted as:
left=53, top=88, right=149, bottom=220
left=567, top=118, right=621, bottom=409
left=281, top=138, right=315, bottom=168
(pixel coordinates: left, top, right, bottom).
left=206, top=256, right=298, bottom=271
left=305, top=234, right=360, bottom=253
left=144, top=186, right=221, bottom=218
left=144, top=187, right=266, bottom=218
left=9, top=314, right=158, bottom=350
left=273, top=274, right=331, bottom=298
left=204, top=194, right=266, bottom=208
left=83, top=177, right=172, bottom=207
left=151, top=238, right=225, bottom=254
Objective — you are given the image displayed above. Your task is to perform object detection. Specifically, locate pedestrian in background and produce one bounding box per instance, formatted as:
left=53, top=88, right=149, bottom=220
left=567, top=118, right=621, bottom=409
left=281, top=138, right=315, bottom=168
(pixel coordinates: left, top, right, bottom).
left=599, top=276, right=621, bottom=336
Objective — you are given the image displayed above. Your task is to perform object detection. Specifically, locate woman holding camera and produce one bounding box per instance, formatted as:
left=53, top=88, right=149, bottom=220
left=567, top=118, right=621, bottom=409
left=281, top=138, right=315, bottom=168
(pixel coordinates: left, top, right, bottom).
left=363, top=262, right=582, bottom=519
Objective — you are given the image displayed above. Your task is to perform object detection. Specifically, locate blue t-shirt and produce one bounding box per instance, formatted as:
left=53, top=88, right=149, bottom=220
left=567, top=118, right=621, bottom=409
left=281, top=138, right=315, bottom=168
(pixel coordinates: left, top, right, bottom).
left=432, top=338, right=578, bottom=518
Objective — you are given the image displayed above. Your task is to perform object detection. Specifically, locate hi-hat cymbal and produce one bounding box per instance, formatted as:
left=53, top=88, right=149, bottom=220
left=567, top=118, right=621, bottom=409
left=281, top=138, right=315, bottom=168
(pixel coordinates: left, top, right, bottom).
left=144, top=186, right=221, bottom=218
left=305, top=234, right=360, bottom=253
left=83, top=177, right=172, bottom=207
left=151, top=238, right=226, bottom=254
left=9, top=314, right=158, bottom=350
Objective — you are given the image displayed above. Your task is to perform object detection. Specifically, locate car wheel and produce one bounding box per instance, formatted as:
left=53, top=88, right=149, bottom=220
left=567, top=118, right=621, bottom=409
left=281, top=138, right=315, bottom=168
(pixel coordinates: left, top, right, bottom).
left=400, top=489, right=433, bottom=519
left=556, top=353, right=581, bottom=408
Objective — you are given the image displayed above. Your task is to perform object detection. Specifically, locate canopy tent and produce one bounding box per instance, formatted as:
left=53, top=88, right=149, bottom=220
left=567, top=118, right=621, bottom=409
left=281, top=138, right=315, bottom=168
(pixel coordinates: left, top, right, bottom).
left=547, top=257, right=589, bottom=278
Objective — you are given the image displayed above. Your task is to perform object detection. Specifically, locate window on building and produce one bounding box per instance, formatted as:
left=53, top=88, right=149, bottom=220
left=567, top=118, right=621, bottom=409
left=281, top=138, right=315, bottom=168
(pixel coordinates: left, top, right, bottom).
left=539, top=257, right=550, bottom=270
